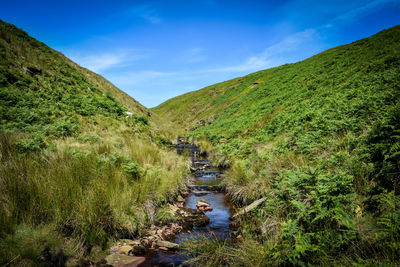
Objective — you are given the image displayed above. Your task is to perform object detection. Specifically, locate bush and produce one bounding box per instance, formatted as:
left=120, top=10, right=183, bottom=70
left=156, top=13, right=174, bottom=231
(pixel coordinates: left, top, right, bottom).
left=124, top=161, right=140, bottom=180
left=15, top=135, right=46, bottom=152
left=44, top=119, right=79, bottom=137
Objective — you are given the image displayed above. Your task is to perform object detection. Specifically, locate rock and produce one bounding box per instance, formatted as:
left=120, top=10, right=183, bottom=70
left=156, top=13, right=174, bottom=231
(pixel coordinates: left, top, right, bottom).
left=156, top=240, right=180, bottom=250
left=74, top=259, right=112, bottom=267
left=229, top=220, right=239, bottom=230
left=140, top=238, right=151, bottom=248
left=232, top=197, right=267, bottom=218
left=118, top=239, right=141, bottom=246
left=196, top=200, right=213, bottom=212
left=129, top=241, right=147, bottom=256
left=22, top=66, right=42, bottom=76
left=188, top=185, right=223, bottom=192
left=148, top=230, right=157, bottom=236
left=193, top=191, right=208, bottom=197
left=170, top=223, right=182, bottom=233
left=117, top=245, right=133, bottom=255
left=157, top=229, right=165, bottom=239
left=196, top=200, right=209, bottom=207
left=159, top=246, right=169, bottom=251
left=176, top=208, right=210, bottom=228
left=105, top=254, right=145, bottom=266
left=204, top=207, right=213, bottom=212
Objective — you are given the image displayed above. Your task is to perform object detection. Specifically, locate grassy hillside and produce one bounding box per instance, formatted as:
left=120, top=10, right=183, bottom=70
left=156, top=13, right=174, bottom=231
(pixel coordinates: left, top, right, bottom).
left=153, top=25, right=400, bottom=265
left=0, top=20, right=188, bottom=265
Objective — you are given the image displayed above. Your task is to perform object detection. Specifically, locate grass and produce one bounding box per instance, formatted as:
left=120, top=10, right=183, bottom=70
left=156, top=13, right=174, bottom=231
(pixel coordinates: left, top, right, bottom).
left=0, top=130, right=188, bottom=265
left=0, top=19, right=189, bottom=265
left=153, top=25, right=400, bottom=265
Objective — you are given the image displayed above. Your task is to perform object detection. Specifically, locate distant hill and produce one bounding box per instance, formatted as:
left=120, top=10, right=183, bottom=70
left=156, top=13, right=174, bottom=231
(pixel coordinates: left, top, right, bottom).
left=0, top=19, right=187, bottom=265
left=153, top=25, right=400, bottom=265
left=153, top=26, right=400, bottom=140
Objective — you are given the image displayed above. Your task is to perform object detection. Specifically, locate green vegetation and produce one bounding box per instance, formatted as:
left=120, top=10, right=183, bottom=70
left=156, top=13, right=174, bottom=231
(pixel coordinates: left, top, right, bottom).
left=154, top=25, right=400, bottom=265
left=0, top=20, right=188, bottom=265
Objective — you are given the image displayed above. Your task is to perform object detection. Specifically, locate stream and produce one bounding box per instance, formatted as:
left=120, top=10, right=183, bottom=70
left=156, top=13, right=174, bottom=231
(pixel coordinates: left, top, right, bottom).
left=148, top=139, right=233, bottom=266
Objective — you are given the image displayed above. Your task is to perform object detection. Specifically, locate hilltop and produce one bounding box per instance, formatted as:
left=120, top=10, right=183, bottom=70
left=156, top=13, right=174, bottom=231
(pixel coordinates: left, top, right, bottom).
left=0, top=20, right=187, bottom=265
left=153, top=25, right=400, bottom=265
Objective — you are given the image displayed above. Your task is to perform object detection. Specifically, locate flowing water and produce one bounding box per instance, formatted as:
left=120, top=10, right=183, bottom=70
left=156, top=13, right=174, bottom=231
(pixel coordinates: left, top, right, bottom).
left=148, top=141, right=232, bottom=266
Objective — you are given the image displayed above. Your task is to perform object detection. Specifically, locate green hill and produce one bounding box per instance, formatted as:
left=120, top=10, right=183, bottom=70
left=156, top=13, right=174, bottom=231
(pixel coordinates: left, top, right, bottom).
left=0, top=20, right=187, bottom=265
left=153, top=25, right=400, bottom=265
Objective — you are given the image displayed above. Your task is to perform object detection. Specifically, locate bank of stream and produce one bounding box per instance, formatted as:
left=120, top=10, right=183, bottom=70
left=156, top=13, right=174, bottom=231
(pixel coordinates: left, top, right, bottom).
left=148, top=139, right=233, bottom=266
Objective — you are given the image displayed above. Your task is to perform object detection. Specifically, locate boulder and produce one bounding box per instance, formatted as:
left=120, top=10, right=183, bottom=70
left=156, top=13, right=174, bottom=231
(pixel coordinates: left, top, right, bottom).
left=196, top=200, right=213, bottom=212
left=175, top=208, right=210, bottom=228
left=105, top=254, right=145, bottom=266
left=118, top=239, right=141, bottom=246
left=193, top=191, right=208, bottom=197
left=156, top=240, right=180, bottom=250
left=117, top=245, right=133, bottom=255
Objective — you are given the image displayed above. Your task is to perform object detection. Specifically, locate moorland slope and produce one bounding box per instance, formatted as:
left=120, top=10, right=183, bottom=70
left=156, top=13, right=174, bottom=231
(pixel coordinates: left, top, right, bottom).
left=153, top=25, right=400, bottom=265
left=0, top=20, right=187, bottom=265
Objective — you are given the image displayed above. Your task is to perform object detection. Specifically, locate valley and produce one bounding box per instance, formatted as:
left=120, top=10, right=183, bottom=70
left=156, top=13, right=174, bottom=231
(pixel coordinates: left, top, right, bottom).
left=1, top=18, right=399, bottom=266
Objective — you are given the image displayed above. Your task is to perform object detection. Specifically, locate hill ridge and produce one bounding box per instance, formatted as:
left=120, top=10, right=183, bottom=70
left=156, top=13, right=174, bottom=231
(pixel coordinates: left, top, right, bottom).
left=152, top=24, right=400, bottom=265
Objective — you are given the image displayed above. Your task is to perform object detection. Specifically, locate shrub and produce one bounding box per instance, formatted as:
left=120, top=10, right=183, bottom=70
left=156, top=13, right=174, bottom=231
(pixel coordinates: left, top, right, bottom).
left=15, top=135, right=46, bottom=152
left=124, top=161, right=140, bottom=180
left=44, top=119, right=79, bottom=137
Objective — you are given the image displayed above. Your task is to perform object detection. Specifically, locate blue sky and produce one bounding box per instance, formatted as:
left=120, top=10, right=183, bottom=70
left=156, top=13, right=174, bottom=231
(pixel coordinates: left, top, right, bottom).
left=2, top=0, right=400, bottom=107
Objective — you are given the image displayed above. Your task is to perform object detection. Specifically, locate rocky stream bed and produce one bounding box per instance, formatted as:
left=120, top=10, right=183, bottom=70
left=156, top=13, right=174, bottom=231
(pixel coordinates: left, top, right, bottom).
left=103, top=140, right=235, bottom=266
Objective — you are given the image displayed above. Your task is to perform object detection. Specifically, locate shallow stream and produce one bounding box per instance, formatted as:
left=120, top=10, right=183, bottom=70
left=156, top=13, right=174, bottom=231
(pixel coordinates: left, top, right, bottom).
left=148, top=143, right=232, bottom=266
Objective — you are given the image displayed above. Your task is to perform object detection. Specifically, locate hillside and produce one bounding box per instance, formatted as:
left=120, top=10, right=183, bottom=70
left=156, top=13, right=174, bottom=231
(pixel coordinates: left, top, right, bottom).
left=153, top=26, right=400, bottom=265
left=0, top=20, right=187, bottom=265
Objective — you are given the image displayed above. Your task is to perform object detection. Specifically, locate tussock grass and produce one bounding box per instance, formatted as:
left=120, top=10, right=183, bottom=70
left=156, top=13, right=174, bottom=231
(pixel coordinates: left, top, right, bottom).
left=0, top=131, right=188, bottom=265
left=0, top=19, right=190, bottom=265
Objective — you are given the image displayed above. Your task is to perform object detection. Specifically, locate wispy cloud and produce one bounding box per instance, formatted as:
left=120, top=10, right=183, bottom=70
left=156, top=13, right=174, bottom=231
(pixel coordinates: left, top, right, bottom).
left=70, top=53, right=124, bottom=72
left=67, top=49, right=152, bottom=73
left=206, top=29, right=320, bottom=73
left=107, top=29, right=321, bottom=90
left=128, top=4, right=162, bottom=24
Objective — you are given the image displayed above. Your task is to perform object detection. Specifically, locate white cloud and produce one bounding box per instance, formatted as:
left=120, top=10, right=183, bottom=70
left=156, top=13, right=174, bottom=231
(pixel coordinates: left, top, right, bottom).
left=67, top=49, right=152, bottom=73
left=70, top=53, right=124, bottom=72
left=204, top=28, right=320, bottom=73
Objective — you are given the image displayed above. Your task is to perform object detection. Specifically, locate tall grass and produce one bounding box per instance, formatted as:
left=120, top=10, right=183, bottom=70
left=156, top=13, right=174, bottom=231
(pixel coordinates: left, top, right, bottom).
left=0, top=132, right=188, bottom=265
